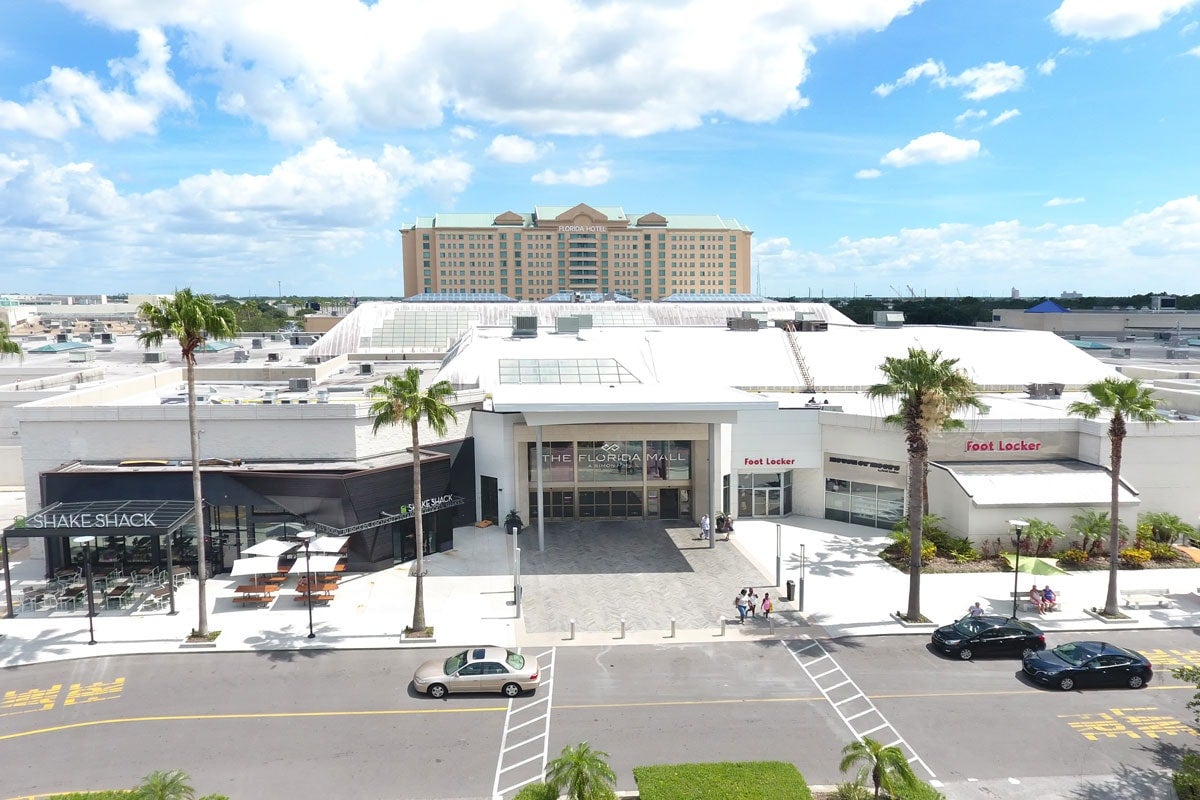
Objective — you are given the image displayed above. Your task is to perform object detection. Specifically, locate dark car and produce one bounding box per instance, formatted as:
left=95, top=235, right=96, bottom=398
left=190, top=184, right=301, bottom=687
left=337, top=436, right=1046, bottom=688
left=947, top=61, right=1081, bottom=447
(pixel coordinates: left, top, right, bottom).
left=931, top=615, right=1046, bottom=660
left=1022, top=641, right=1152, bottom=691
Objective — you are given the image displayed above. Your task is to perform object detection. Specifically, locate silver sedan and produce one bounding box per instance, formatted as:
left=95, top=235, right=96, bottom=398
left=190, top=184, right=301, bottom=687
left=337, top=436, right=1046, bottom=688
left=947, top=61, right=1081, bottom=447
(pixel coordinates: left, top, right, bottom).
left=412, top=647, right=539, bottom=699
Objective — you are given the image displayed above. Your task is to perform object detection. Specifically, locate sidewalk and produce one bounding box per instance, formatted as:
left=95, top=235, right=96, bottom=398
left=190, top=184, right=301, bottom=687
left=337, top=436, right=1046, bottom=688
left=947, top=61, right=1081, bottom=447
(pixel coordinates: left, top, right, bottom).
left=3, top=510, right=1199, bottom=668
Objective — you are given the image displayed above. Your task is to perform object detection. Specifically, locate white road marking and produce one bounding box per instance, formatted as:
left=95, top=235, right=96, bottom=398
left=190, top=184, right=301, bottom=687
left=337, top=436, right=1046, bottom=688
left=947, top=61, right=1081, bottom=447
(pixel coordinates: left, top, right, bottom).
left=492, top=647, right=557, bottom=799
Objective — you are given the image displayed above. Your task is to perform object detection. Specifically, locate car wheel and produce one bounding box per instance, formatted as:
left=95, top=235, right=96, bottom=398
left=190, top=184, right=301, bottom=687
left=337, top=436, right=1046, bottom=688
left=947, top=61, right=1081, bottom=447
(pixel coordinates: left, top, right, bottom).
left=1128, top=674, right=1145, bottom=689
left=1021, top=647, right=1036, bottom=658
left=429, top=683, right=447, bottom=699
left=502, top=682, right=522, bottom=698
left=958, top=648, right=973, bottom=661
left=1058, top=676, right=1075, bottom=691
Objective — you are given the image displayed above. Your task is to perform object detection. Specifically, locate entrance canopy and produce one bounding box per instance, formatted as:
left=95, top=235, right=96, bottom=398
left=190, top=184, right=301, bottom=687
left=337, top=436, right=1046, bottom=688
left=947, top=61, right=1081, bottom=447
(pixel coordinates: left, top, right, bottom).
left=4, top=500, right=196, bottom=538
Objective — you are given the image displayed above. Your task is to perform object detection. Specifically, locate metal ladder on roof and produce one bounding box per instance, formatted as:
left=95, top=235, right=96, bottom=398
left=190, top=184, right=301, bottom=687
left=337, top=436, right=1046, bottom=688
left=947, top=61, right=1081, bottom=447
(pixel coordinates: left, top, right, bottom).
left=786, top=329, right=816, bottom=393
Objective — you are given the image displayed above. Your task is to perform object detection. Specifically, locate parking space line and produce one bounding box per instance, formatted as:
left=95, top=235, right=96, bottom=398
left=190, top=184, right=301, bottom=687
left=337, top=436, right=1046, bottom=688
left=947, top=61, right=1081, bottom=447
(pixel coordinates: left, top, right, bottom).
left=784, top=638, right=935, bottom=781
left=492, top=647, right=557, bottom=800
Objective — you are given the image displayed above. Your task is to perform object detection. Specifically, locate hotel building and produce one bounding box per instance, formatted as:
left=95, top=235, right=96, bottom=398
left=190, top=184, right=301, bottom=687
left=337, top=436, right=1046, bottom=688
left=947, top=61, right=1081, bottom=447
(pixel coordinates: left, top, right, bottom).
left=400, top=203, right=753, bottom=301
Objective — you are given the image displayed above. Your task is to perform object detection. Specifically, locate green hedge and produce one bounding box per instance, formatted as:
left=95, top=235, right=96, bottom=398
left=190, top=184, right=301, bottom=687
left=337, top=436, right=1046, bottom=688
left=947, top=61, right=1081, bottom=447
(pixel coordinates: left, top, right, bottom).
left=633, top=761, right=813, bottom=800
left=42, top=794, right=130, bottom=799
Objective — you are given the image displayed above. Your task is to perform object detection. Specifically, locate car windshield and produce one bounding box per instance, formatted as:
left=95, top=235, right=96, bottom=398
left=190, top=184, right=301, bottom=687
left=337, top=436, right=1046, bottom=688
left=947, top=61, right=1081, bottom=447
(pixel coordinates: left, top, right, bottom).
left=953, top=619, right=989, bottom=636
left=444, top=650, right=468, bottom=674
left=506, top=651, right=526, bottom=670
left=1052, top=642, right=1099, bottom=667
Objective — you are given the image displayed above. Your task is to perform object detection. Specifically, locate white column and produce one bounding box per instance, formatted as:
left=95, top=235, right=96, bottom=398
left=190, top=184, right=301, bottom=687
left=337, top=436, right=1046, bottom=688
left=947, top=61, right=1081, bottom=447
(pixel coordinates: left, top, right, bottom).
left=708, top=422, right=717, bottom=550
left=535, top=426, right=545, bottom=552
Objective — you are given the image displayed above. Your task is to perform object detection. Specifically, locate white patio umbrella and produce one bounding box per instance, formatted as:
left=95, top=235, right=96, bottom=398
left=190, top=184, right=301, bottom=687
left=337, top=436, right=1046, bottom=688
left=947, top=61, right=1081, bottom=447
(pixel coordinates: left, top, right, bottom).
left=288, top=554, right=342, bottom=575
left=229, top=557, right=283, bottom=578
left=309, top=536, right=349, bottom=554
left=242, top=539, right=300, bottom=558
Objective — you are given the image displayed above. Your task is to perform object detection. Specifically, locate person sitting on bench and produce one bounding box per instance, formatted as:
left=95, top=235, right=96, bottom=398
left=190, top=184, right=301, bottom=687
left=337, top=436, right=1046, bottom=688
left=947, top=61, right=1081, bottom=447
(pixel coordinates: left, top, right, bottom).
left=1041, top=585, right=1056, bottom=612
left=1028, top=585, right=1046, bottom=615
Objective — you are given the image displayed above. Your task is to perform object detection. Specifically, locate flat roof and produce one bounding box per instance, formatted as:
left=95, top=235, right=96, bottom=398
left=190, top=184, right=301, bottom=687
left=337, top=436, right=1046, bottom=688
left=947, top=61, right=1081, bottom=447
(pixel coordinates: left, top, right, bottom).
left=935, top=460, right=1138, bottom=507
left=5, top=500, right=195, bottom=538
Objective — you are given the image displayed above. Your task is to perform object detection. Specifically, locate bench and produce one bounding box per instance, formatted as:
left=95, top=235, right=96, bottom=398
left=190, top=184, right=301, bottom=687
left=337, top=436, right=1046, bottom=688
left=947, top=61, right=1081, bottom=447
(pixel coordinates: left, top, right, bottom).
left=1122, top=588, right=1174, bottom=608
left=294, top=594, right=335, bottom=604
left=233, top=595, right=272, bottom=606
left=1010, top=591, right=1060, bottom=613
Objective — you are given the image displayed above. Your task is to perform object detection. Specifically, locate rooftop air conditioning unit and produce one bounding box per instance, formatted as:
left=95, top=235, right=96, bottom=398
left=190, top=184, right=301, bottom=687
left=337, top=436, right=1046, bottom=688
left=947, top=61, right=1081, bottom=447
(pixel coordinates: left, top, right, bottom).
left=555, top=316, right=581, bottom=334
left=741, top=310, right=768, bottom=321
left=266, top=352, right=281, bottom=362
left=1110, top=347, right=1131, bottom=358
left=55, top=332, right=70, bottom=343
left=1167, top=349, right=1191, bottom=360
left=99, top=332, right=115, bottom=344
left=1027, top=382, right=1065, bottom=399
left=575, top=314, right=593, bottom=329
left=873, top=311, right=905, bottom=328
left=303, top=355, right=322, bottom=365
left=232, top=350, right=250, bottom=363
left=727, top=317, right=760, bottom=331
left=512, top=315, right=538, bottom=338
left=270, top=333, right=284, bottom=342
left=316, top=389, right=330, bottom=403
left=143, top=351, right=166, bottom=363
left=800, top=320, right=828, bottom=332
left=358, top=363, right=374, bottom=375
left=289, top=378, right=312, bottom=391
left=69, top=349, right=96, bottom=362
left=1119, top=335, right=1136, bottom=342
left=263, top=389, right=277, bottom=403
left=251, top=338, right=264, bottom=349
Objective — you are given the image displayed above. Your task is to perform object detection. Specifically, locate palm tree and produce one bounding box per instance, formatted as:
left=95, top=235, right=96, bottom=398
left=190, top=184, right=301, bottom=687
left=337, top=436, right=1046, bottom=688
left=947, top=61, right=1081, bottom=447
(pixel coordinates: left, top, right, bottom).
left=867, top=348, right=987, bottom=621
left=368, top=367, right=457, bottom=632
left=137, top=289, right=239, bottom=636
left=1068, top=377, right=1163, bottom=615
left=545, top=742, right=617, bottom=800
left=0, top=319, right=22, bottom=360
left=839, top=736, right=918, bottom=799
left=134, top=769, right=195, bottom=800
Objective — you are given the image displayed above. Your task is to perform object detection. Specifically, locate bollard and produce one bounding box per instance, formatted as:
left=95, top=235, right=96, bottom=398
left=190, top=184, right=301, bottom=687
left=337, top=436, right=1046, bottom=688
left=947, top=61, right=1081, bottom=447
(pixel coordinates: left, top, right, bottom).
left=619, top=618, right=626, bottom=639
left=719, top=617, right=727, bottom=637
left=769, top=615, right=775, bottom=636
left=569, top=619, right=576, bottom=641
left=670, top=617, right=676, bottom=638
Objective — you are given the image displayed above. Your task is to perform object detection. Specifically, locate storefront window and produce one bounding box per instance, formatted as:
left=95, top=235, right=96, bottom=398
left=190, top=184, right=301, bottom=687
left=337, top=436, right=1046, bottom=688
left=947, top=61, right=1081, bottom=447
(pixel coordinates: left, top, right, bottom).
left=577, top=440, right=643, bottom=483
left=646, top=440, right=690, bottom=481
left=736, top=471, right=793, bottom=518
left=527, top=441, right=574, bottom=483
left=824, top=479, right=903, bottom=530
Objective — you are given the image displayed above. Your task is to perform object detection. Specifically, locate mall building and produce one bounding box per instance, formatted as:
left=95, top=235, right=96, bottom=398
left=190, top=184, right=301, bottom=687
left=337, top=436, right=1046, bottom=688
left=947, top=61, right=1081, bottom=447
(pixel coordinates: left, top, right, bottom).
left=5, top=296, right=1200, bottom=582
left=399, top=203, right=753, bottom=301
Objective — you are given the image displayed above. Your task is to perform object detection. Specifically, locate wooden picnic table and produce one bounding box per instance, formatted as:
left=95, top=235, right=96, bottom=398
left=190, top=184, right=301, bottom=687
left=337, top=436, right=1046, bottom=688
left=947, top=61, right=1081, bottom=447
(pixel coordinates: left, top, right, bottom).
left=296, top=582, right=339, bottom=594
left=235, top=584, right=279, bottom=596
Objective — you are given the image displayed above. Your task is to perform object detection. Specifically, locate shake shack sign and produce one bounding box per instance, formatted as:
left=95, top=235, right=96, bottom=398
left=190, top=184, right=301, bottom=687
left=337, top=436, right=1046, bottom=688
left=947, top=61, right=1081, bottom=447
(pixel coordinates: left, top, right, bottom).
left=24, top=511, right=160, bottom=529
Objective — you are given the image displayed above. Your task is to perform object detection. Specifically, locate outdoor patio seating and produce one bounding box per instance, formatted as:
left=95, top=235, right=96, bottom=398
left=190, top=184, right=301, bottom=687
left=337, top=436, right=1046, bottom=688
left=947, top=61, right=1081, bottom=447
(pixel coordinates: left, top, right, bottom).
left=21, top=586, right=46, bottom=612
left=139, top=585, right=171, bottom=612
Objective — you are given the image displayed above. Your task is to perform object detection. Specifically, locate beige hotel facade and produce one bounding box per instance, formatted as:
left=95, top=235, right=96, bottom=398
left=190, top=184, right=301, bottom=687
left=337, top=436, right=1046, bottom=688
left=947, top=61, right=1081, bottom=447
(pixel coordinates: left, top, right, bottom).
left=400, top=203, right=753, bottom=301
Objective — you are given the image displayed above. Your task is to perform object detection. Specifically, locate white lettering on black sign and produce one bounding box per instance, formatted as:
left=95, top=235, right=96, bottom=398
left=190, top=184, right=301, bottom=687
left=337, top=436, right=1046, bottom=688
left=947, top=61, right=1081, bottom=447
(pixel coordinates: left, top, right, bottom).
left=26, top=512, right=159, bottom=529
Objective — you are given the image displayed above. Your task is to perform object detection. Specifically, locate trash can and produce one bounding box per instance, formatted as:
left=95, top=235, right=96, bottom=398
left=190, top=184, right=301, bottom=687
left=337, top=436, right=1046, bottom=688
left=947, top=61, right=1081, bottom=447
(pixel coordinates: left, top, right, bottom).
left=786, top=580, right=796, bottom=602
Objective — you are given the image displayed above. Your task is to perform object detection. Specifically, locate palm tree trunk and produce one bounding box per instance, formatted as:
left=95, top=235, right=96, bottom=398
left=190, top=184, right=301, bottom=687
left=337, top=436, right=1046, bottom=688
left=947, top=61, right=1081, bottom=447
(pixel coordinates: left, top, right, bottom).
left=906, top=448, right=924, bottom=621
left=1103, top=415, right=1126, bottom=615
left=186, top=358, right=208, bottom=635
left=410, top=418, right=425, bottom=632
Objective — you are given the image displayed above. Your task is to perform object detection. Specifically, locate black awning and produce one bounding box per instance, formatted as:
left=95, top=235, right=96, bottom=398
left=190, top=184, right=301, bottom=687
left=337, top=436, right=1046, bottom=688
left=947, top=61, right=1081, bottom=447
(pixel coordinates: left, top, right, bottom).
left=3, top=500, right=196, bottom=538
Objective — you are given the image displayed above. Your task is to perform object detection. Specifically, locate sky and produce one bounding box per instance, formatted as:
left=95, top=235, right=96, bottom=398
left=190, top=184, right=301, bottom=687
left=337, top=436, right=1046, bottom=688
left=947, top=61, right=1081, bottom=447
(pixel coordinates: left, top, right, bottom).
left=1, top=0, right=1199, bottom=300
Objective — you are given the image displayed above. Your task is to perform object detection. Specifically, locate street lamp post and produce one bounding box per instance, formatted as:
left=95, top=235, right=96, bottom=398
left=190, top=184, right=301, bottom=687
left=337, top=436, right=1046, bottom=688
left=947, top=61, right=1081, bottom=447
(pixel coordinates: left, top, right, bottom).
left=1009, top=520, right=1027, bottom=619
left=297, top=530, right=316, bottom=639
left=72, top=535, right=98, bottom=645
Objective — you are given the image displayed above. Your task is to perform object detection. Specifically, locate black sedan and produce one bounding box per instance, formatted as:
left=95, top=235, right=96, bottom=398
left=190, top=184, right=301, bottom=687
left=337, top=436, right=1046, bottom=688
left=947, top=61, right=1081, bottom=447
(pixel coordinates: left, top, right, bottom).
left=1022, top=641, right=1153, bottom=690
left=931, top=615, right=1046, bottom=660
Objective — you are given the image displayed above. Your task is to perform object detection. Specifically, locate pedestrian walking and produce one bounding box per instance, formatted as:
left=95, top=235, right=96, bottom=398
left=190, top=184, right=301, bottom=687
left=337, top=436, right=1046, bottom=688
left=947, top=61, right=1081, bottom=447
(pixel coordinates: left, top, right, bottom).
left=761, top=593, right=772, bottom=620
left=699, top=514, right=711, bottom=540
left=734, top=589, right=748, bottom=623
left=967, top=601, right=985, bottom=618
left=746, top=587, right=759, bottom=617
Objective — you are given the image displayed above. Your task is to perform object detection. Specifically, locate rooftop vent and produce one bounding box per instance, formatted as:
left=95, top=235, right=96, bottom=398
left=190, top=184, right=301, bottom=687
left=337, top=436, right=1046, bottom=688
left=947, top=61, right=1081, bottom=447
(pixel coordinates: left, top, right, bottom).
left=303, top=355, right=322, bottom=365
left=1167, top=349, right=1191, bottom=360
left=358, top=362, right=374, bottom=376
left=873, top=311, right=905, bottom=328
left=512, top=315, right=538, bottom=338
left=575, top=314, right=593, bottom=330
left=263, top=389, right=277, bottom=403
left=232, top=350, right=250, bottom=363
left=55, top=332, right=70, bottom=343
left=316, top=388, right=330, bottom=404
left=266, top=352, right=281, bottom=362
left=1027, top=382, right=1065, bottom=399
left=251, top=338, right=264, bottom=349
left=1110, top=347, right=1131, bottom=359
left=800, top=320, right=828, bottom=332
left=555, top=316, right=581, bottom=334
left=143, top=351, right=166, bottom=363
left=288, top=377, right=312, bottom=391
left=727, top=317, right=760, bottom=331
left=98, top=332, right=115, bottom=344
left=69, top=349, right=95, bottom=362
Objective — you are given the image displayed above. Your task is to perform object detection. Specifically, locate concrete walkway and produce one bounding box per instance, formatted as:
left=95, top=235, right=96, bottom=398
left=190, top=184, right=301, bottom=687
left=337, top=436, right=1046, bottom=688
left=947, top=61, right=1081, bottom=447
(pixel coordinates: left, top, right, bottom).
left=2, top=497, right=1198, bottom=667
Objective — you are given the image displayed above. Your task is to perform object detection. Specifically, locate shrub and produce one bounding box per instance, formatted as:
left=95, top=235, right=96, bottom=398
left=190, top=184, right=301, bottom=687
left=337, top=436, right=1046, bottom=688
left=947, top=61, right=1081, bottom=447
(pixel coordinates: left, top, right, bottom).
left=1058, top=548, right=1089, bottom=566
left=634, top=761, right=813, bottom=800
left=832, top=783, right=872, bottom=800
left=1140, top=511, right=1196, bottom=545
left=514, top=784, right=557, bottom=800
left=886, top=532, right=936, bottom=564
left=1145, top=541, right=1178, bottom=562
left=1024, top=518, right=1064, bottom=557
left=1174, top=766, right=1200, bottom=800
left=1119, top=548, right=1151, bottom=568
left=925, top=529, right=980, bottom=560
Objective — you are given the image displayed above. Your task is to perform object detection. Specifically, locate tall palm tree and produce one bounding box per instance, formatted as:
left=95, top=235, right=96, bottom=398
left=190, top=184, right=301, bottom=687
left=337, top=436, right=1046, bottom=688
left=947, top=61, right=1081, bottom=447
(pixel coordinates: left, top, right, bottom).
left=368, top=367, right=457, bottom=632
left=867, top=347, right=987, bottom=621
left=545, top=742, right=617, bottom=800
left=0, top=319, right=22, bottom=360
left=839, top=736, right=918, bottom=799
left=1068, top=377, right=1163, bottom=615
left=137, top=289, right=239, bottom=636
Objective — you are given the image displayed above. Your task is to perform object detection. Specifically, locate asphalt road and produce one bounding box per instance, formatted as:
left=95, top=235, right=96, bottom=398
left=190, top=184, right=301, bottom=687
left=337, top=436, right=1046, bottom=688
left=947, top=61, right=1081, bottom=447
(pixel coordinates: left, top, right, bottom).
left=2, top=629, right=1200, bottom=800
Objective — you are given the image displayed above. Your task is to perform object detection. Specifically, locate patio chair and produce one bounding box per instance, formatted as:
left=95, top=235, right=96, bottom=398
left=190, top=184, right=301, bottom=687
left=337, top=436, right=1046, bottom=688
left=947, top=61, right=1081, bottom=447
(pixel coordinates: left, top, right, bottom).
left=40, top=594, right=59, bottom=612
left=20, top=587, right=45, bottom=613
left=139, top=588, right=168, bottom=612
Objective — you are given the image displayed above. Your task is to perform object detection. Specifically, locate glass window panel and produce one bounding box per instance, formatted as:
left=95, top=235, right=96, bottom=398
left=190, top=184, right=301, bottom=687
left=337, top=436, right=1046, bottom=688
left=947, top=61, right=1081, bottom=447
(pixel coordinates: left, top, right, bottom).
left=753, top=473, right=782, bottom=488
left=826, top=478, right=850, bottom=493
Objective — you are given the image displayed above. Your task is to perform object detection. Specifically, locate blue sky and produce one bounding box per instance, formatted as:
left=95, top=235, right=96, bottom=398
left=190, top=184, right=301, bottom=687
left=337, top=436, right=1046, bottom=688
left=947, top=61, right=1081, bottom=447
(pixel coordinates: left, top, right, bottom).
left=2, top=0, right=1199, bottom=299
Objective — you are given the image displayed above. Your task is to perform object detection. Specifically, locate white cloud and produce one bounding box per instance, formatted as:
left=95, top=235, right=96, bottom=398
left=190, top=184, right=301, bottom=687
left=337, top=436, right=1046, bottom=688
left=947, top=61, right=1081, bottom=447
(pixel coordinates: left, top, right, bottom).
left=754, top=196, right=1200, bottom=295
left=1038, top=57, right=1057, bottom=75
left=955, top=109, right=988, bottom=125
left=485, top=134, right=553, bottom=163
left=0, top=28, right=190, bottom=141
left=1049, top=0, right=1199, bottom=40
left=43, top=0, right=924, bottom=140
left=1188, top=44, right=1200, bottom=56
left=880, top=132, right=981, bottom=168
left=875, top=59, right=1024, bottom=101
left=1044, top=196, right=1086, bottom=207
left=990, top=109, right=1021, bottom=126
left=451, top=126, right=477, bottom=140
left=1183, top=21, right=1199, bottom=35
left=855, top=168, right=882, bottom=179
left=531, top=164, right=612, bottom=187
left=873, top=59, right=942, bottom=97
left=0, top=139, right=471, bottom=283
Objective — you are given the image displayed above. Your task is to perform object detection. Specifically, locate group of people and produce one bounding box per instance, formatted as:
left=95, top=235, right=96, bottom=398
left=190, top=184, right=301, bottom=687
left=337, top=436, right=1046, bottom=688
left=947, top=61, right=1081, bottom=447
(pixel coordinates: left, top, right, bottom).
left=699, top=514, right=735, bottom=541
left=733, top=587, right=772, bottom=623
left=1028, top=584, right=1057, bottom=615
